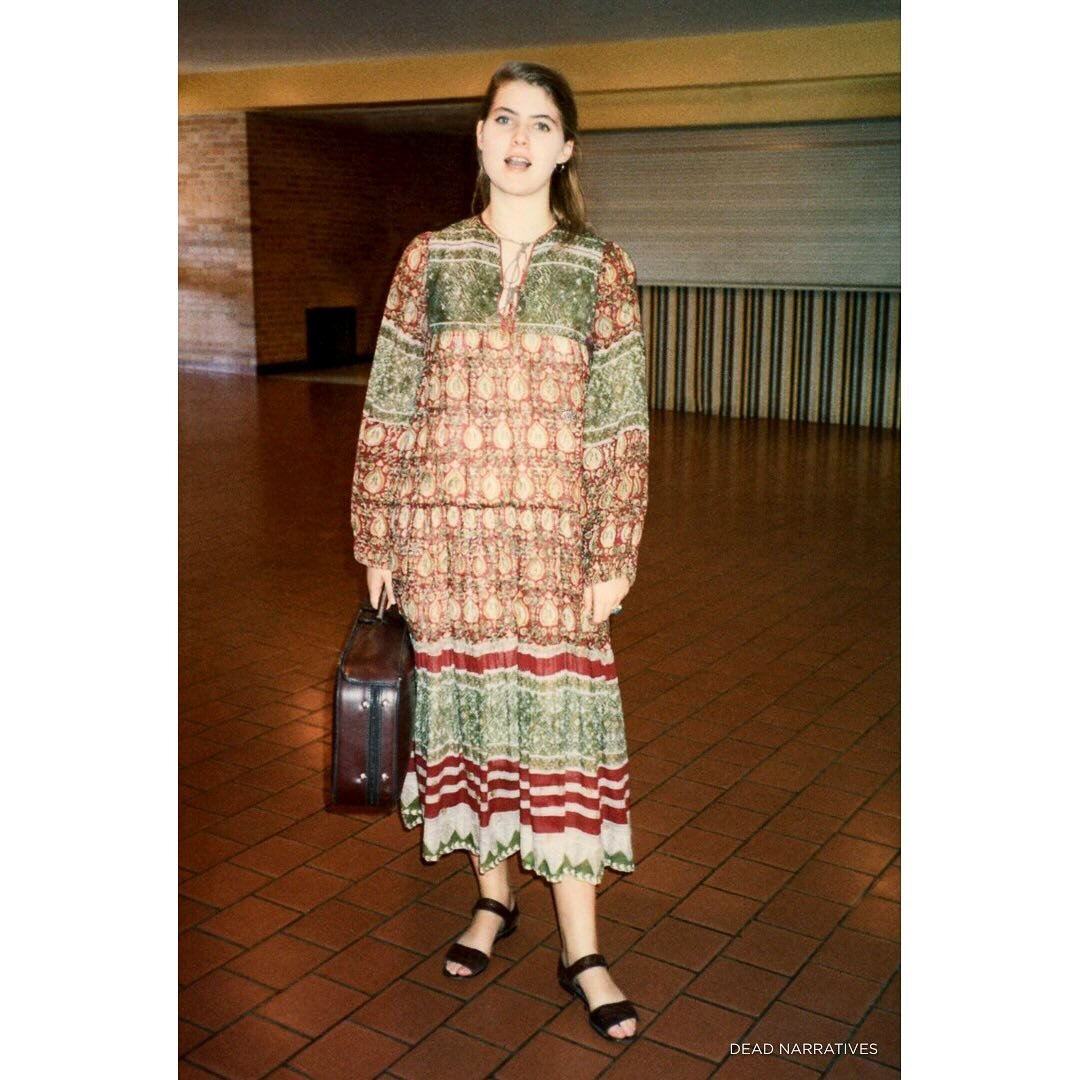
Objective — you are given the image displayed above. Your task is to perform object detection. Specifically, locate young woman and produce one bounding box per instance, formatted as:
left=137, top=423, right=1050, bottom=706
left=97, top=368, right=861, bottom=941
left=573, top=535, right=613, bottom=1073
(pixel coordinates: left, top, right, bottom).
left=350, top=60, right=649, bottom=1041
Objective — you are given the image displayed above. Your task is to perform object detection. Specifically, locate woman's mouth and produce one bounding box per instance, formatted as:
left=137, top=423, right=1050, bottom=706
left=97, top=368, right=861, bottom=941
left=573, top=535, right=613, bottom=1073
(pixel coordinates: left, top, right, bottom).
left=505, top=157, right=531, bottom=170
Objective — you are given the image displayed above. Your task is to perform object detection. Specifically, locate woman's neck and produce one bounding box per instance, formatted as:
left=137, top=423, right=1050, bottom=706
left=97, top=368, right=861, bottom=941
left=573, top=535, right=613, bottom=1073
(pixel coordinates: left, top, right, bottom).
left=481, top=190, right=557, bottom=244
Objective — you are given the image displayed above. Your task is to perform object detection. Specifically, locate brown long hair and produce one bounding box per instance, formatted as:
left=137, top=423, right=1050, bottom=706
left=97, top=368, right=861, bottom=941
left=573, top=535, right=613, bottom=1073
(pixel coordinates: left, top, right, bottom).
left=471, top=61, right=588, bottom=235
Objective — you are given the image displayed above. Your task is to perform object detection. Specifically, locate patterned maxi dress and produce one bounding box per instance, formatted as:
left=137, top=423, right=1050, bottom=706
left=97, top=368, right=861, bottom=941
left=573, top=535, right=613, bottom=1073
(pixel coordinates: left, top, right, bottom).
left=351, top=214, right=649, bottom=884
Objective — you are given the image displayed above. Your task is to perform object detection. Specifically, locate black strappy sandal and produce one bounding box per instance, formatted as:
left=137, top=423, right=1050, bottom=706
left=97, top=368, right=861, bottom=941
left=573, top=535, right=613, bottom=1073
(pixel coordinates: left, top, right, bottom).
left=443, top=897, right=519, bottom=978
left=557, top=953, right=639, bottom=1041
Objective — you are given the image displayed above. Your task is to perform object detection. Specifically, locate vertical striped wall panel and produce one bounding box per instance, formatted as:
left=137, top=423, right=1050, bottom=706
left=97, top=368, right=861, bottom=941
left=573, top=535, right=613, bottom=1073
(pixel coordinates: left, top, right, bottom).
left=639, top=286, right=900, bottom=430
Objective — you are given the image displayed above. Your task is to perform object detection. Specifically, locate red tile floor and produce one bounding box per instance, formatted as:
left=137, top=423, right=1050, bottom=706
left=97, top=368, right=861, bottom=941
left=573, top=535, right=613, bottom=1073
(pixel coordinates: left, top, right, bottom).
left=180, top=370, right=900, bottom=1079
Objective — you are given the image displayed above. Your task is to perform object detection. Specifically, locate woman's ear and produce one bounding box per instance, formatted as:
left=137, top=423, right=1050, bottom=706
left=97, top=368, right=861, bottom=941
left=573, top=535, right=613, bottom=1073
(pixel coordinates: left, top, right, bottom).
left=476, top=118, right=485, bottom=150
left=559, top=139, right=575, bottom=165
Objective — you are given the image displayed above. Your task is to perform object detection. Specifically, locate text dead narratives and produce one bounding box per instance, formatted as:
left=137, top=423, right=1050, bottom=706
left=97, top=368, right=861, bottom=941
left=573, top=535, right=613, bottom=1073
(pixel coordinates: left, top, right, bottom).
left=731, top=1042, right=879, bottom=1056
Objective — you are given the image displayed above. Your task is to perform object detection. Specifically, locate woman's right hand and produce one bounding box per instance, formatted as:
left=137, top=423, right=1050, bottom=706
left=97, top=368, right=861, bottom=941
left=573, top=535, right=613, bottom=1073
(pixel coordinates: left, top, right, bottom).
left=365, top=566, right=396, bottom=610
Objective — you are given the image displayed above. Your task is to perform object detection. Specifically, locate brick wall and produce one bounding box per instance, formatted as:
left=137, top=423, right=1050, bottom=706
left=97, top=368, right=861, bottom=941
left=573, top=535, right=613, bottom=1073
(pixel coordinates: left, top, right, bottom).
left=178, top=113, right=257, bottom=370
left=246, top=114, right=476, bottom=367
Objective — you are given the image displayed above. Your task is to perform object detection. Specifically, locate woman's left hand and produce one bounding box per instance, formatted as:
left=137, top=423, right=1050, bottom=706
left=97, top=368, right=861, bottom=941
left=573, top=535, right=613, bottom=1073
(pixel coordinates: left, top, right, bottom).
left=584, top=576, right=630, bottom=624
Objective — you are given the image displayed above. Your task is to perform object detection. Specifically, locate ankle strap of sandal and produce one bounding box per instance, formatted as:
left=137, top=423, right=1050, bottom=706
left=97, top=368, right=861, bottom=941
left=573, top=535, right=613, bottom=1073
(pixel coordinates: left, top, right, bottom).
left=473, top=897, right=513, bottom=923
left=563, top=953, right=608, bottom=981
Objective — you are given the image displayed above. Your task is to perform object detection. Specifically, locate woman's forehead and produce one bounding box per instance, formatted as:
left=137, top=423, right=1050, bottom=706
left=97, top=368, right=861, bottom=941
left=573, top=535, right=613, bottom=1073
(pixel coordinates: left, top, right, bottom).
left=490, top=80, right=561, bottom=122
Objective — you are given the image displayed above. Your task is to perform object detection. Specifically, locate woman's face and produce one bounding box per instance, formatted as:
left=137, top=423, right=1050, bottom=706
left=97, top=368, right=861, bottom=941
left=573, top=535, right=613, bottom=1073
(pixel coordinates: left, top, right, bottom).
left=476, top=79, right=574, bottom=202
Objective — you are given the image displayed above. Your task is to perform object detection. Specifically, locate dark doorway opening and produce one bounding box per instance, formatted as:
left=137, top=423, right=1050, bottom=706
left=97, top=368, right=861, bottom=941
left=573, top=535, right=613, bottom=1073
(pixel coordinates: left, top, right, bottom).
left=306, top=306, right=358, bottom=368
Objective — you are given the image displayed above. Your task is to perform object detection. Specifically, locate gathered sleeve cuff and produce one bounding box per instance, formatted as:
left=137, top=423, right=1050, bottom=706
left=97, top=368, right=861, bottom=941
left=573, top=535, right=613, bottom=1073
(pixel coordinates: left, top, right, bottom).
left=581, top=240, right=650, bottom=588
left=350, top=232, right=431, bottom=569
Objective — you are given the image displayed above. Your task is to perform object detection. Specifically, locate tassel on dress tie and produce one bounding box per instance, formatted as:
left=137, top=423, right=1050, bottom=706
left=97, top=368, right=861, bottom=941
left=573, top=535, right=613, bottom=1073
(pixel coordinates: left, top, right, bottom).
left=496, top=240, right=534, bottom=318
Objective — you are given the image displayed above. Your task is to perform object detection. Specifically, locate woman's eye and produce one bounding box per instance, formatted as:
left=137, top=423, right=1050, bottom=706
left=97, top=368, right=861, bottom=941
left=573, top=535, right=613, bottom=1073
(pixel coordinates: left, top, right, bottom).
left=536, top=122, right=550, bottom=132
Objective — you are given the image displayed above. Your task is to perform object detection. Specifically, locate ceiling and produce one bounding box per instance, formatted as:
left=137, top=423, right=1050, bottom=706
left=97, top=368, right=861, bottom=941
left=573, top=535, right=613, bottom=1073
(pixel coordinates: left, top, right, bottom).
left=179, top=0, right=899, bottom=74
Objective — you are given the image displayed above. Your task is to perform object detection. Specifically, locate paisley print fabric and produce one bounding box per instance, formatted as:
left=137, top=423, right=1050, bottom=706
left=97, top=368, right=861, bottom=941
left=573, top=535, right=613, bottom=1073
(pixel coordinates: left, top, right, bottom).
left=351, top=215, right=648, bottom=884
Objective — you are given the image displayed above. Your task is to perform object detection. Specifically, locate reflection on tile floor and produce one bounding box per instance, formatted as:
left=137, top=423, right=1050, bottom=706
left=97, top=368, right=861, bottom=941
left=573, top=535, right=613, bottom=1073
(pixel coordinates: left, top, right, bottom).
left=180, top=370, right=900, bottom=1078
left=260, top=365, right=370, bottom=386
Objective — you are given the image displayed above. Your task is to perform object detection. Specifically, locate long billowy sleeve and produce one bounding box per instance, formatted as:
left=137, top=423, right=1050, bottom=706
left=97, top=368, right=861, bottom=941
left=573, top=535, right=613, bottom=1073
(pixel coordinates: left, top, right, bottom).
left=350, top=232, right=430, bottom=569
left=581, top=240, right=650, bottom=587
